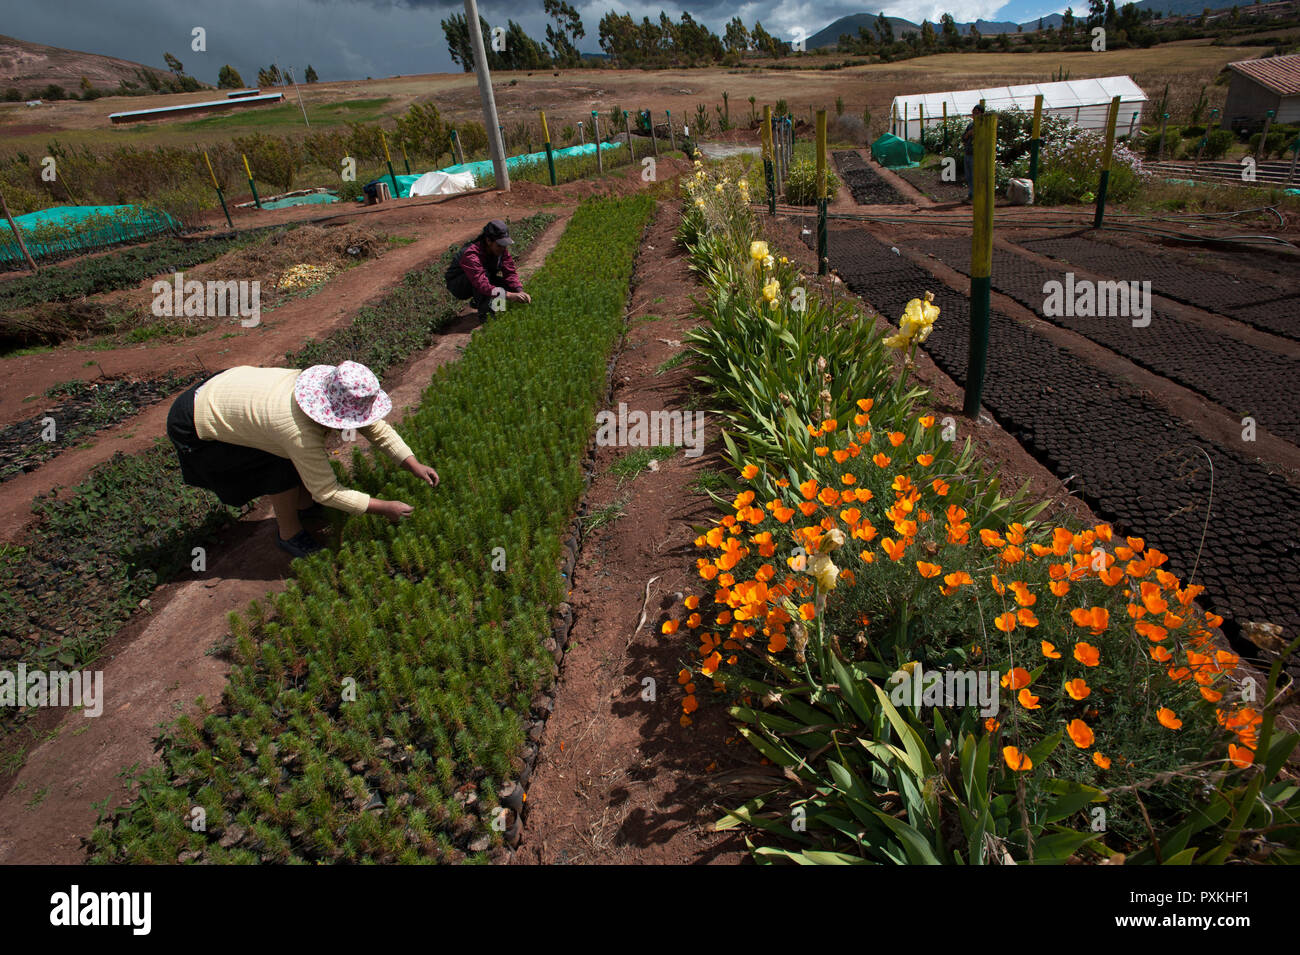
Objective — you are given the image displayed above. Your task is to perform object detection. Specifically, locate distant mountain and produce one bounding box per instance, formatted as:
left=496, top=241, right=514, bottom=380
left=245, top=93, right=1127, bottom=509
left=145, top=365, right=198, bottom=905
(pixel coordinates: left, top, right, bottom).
left=808, top=1, right=1260, bottom=48
left=807, top=11, right=1053, bottom=48
left=0, top=33, right=172, bottom=94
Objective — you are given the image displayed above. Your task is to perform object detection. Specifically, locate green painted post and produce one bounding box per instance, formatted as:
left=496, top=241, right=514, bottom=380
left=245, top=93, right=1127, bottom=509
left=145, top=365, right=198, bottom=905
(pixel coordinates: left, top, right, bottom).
left=204, top=150, right=233, bottom=228
left=241, top=153, right=261, bottom=209
left=817, top=109, right=828, bottom=275
left=1093, top=96, right=1121, bottom=230
left=763, top=105, right=775, bottom=214
left=380, top=130, right=399, bottom=196
left=541, top=110, right=557, bottom=186
left=963, top=111, right=997, bottom=419
left=1029, top=94, right=1043, bottom=186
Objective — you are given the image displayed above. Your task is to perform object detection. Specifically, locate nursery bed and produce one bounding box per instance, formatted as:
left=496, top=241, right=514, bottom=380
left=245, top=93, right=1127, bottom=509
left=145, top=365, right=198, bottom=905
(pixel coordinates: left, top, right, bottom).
left=815, top=226, right=1300, bottom=647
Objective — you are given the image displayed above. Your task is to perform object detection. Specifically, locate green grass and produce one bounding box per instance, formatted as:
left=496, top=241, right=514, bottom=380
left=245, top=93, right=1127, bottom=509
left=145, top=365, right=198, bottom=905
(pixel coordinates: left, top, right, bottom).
left=180, top=97, right=394, bottom=131
left=655, top=351, right=693, bottom=375
left=609, top=445, right=676, bottom=487
left=582, top=494, right=631, bottom=533
left=689, top=468, right=728, bottom=495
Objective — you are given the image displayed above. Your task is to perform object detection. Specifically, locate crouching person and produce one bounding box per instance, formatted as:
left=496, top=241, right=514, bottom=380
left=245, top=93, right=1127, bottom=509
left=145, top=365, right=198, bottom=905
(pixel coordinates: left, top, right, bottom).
left=166, top=361, right=439, bottom=559
left=444, top=218, right=531, bottom=320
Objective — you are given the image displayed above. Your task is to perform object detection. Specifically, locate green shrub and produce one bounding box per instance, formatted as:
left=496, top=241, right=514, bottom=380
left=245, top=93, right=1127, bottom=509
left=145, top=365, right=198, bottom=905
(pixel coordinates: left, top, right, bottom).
left=1203, top=129, right=1234, bottom=160
left=783, top=159, right=841, bottom=205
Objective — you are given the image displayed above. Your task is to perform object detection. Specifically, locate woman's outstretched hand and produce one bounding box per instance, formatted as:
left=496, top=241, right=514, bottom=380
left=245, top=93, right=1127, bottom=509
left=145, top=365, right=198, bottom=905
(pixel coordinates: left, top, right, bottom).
left=403, top=456, right=440, bottom=487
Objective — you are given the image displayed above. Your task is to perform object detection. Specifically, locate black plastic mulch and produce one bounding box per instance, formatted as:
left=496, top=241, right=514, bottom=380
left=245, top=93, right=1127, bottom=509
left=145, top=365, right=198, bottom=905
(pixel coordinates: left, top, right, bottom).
left=833, top=150, right=912, bottom=205
left=1020, top=236, right=1300, bottom=342
left=917, top=237, right=1300, bottom=446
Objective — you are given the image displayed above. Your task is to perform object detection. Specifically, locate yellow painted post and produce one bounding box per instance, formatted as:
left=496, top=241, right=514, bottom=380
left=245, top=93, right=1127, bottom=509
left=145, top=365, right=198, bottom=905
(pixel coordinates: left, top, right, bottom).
left=963, top=111, right=997, bottom=418
left=203, top=150, right=232, bottom=228
left=762, top=104, right=775, bottom=214
left=1029, top=93, right=1043, bottom=185
left=816, top=109, right=828, bottom=275
left=541, top=109, right=556, bottom=185
left=241, top=152, right=261, bottom=208
left=380, top=130, right=399, bottom=196
left=1093, top=95, right=1121, bottom=229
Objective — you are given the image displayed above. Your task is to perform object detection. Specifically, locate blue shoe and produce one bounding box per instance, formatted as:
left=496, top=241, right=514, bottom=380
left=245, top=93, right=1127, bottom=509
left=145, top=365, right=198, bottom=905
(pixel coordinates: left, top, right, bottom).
left=277, top=530, right=323, bottom=559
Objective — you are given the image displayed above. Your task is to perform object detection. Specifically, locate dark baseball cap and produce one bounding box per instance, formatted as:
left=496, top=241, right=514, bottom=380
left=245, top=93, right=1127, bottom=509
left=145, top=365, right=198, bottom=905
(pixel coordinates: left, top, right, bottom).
left=484, top=219, right=513, bottom=245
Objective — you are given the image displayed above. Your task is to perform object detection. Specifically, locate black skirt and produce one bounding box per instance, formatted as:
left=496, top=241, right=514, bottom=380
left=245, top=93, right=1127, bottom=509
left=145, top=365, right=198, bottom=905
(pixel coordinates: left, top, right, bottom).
left=167, top=375, right=302, bottom=507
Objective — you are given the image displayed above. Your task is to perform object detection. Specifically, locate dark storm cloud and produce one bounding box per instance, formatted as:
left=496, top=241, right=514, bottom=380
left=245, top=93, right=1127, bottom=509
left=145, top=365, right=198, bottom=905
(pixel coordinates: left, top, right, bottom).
left=2, top=0, right=1066, bottom=86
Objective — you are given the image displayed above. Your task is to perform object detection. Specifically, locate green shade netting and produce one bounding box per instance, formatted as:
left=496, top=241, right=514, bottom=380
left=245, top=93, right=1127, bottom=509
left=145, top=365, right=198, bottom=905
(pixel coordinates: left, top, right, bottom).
left=1, top=204, right=178, bottom=265
left=381, top=141, right=626, bottom=198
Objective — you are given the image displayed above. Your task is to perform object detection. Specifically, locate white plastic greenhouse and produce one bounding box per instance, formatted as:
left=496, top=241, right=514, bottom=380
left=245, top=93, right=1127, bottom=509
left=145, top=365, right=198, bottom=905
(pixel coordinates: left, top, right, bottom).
left=889, top=76, right=1148, bottom=140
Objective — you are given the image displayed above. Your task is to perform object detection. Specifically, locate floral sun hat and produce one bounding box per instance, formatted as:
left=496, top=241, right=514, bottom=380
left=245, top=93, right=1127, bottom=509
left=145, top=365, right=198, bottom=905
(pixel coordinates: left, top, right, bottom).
left=294, top=361, right=392, bottom=429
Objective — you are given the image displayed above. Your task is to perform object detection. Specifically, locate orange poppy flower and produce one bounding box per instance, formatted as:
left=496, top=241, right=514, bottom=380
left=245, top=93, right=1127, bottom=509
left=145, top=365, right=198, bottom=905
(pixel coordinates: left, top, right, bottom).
left=741, top=464, right=759, bottom=479
left=919, top=415, right=935, bottom=428
left=873, top=452, right=891, bottom=468
left=682, top=695, right=698, bottom=714
left=814, top=446, right=829, bottom=457
left=856, top=398, right=874, bottom=412
left=1001, top=667, right=1031, bottom=691
left=1157, top=707, right=1182, bottom=730
left=1200, top=686, right=1223, bottom=703
left=1009, top=581, right=1036, bottom=607
left=1067, top=719, right=1094, bottom=748
left=1050, top=580, right=1070, bottom=597
left=1092, top=751, right=1111, bottom=770
left=916, top=453, right=934, bottom=466
left=994, top=612, right=1017, bottom=633
left=798, top=602, right=815, bottom=621
left=888, top=431, right=906, bottom=447
left=1227, top=744, right=1253, bottom=769
left=700, top=651, right=722, bottom=676
left=832, top=449, right=850, bottom=463
left=916, top=561, right=942, bottom=578
left=1064, top=677, right=1090, bottom=700
left=943, top=571, right=973, bottom=588
left=1018, top=688, right=1041, bottom=709
left=931, top=478, right=950, bottom=496
left=881, top=538, right=906, bottom=561
left=979, top=529, right=1006, bottom=548
left=662, top=619, right=679, bottom=634
left=1042, top=640, right=1061, bottom=659
left=818, top=487, right=841, bottom=506
left=1003, top=746, right=1033, bottom=771
left=1017, top=609, right=1039, bottom=628
left=1073, top=642, right=1101, bottom=667
left=1149, top=645, right=1172, bottom=663
left=799, top=479, right=819, bottom=500
left=984, top=717, right=1000, bottom=732
left=821, top=418, right=838, bottom=432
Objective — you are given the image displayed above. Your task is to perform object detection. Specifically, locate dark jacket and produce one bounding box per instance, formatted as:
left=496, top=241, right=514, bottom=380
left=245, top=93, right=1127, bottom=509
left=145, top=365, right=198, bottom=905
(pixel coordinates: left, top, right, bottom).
left=445, top=237, right=522, bottom=301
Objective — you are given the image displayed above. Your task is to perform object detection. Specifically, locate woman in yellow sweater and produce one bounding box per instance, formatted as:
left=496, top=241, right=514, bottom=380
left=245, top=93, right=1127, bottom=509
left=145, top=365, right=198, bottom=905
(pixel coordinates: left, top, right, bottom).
left=166, top=361, right=439, bottom=558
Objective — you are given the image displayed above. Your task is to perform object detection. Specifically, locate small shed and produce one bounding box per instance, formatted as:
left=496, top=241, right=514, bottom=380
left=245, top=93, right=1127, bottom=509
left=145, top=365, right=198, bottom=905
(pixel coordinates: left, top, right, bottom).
left=1222, top=54, right=1300, bottom=132
left=889, top=76, right=1148, bottom=141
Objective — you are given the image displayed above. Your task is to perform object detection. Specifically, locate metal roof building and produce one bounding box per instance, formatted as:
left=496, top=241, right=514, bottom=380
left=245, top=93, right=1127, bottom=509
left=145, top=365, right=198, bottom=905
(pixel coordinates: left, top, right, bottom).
left=889, top=76, right=1148, bottom=140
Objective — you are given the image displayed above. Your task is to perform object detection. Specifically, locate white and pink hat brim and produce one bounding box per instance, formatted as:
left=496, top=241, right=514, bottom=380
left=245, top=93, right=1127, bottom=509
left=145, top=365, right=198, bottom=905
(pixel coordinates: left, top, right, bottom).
left=294, top=361, right=392, bottom=429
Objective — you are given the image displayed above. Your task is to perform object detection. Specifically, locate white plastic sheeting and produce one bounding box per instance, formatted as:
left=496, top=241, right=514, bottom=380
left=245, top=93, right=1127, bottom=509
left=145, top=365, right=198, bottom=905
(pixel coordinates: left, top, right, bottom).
left=890, top=76, right=1148, bottom=140
left=407, top=169, right=477, bottom=197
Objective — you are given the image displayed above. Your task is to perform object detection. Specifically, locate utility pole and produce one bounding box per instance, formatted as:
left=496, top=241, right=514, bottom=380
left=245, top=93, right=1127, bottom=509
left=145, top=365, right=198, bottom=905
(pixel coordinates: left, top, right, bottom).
left=464, top=0, right=509, bottom=191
